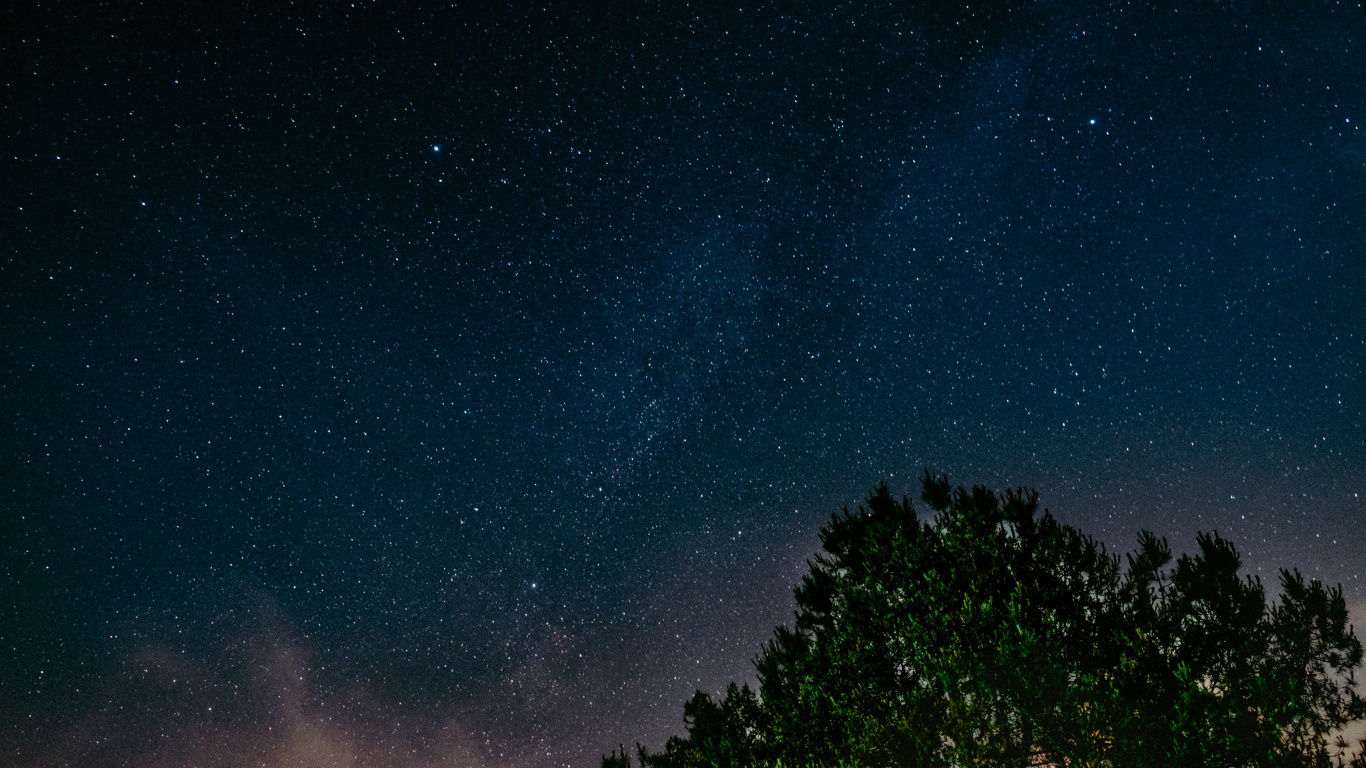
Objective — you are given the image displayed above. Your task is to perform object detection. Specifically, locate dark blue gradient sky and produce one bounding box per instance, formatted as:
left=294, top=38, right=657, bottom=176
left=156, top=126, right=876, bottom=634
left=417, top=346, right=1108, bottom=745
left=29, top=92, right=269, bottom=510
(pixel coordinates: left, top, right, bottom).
left=3, top=2, right=1364, bottom=766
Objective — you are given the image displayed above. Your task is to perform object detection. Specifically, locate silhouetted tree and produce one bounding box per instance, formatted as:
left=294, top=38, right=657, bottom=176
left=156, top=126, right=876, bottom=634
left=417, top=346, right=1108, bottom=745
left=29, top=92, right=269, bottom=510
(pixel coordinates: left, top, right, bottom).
left=634, top=684, right=764, bottom=768
left=602, top=745, right=632, bottom=768
left=608, top=472, right=1365, bottom=767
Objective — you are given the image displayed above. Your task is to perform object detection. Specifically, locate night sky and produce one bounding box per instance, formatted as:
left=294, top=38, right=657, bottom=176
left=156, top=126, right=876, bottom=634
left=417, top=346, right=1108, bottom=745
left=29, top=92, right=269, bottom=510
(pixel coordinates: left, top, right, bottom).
left=3, top=1, right=1364, bottom=766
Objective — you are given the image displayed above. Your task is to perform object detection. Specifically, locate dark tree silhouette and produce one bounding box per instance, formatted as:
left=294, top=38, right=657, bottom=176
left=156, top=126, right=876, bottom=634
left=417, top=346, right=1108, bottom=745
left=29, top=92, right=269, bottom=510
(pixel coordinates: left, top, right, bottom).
left=602, top=745, right=632, bottom=768
left=609, top=472, right=1366, bottom=767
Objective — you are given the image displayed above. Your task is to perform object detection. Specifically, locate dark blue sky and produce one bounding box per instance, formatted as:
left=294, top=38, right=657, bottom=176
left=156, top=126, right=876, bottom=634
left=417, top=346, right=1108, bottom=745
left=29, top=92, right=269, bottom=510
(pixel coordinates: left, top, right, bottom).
left=3, top=2, right=1363, bottom=766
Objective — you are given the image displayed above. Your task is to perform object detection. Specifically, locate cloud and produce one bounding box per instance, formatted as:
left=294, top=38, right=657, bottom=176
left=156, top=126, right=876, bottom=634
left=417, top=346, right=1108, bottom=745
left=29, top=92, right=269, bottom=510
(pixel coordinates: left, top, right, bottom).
left=14, top=594, right=497, bottom=768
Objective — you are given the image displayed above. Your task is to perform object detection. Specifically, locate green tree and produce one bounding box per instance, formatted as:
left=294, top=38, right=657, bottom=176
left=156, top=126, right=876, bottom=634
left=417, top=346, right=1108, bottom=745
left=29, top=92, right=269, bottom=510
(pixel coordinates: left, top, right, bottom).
left=611, top=473, right=1365, bottom=767
left=635, top=684, right=764, bottom=768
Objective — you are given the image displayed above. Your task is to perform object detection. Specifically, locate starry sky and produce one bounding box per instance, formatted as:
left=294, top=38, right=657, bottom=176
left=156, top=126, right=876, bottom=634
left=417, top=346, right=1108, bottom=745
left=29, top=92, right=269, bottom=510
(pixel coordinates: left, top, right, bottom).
left=2, top=1, right=1364, bottom=766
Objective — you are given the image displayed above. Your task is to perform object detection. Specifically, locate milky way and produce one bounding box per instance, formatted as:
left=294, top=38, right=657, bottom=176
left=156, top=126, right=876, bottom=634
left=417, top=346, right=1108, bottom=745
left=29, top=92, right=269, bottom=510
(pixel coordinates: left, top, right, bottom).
left=3, top=2, right=1364, bottom=766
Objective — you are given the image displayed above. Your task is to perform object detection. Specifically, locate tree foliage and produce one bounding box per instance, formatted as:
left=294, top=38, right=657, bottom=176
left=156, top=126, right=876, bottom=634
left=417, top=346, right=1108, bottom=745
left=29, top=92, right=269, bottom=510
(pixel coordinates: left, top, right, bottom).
left=607, top=473, right=1366, bottom=767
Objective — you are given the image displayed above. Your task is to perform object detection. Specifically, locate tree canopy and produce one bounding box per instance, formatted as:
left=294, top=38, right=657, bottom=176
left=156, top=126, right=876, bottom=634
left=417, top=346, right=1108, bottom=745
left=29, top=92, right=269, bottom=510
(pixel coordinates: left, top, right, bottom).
left=608, top=473, right=1366, bottom=768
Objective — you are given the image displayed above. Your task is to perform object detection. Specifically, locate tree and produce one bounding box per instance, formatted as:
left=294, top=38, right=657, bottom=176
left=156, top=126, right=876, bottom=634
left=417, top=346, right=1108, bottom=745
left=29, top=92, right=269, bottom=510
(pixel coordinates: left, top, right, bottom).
left=610, top=473, right=1366, bottom=767
left=635, top=684, right=764, bottom=768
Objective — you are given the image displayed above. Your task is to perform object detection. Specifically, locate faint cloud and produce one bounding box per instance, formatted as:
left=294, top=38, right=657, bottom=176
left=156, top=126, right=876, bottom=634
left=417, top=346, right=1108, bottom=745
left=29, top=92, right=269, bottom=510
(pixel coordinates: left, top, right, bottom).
left=30, top=593, right=494, bottom=768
